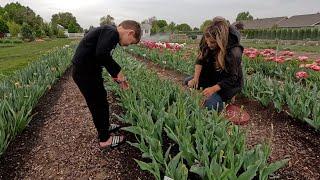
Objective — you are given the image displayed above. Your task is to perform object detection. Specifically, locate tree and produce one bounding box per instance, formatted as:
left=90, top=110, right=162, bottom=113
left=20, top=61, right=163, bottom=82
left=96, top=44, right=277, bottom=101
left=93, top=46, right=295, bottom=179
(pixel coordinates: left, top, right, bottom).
left=165, top=22, right=176, bottom=33
left=21, top=23, right=34, bottom=41
left=3, top=2, right=44, bottom=31
left=0, top=17, right=8, bottom=33
left=151, top=22, right=160, bottom=34
left=34, top=26, right=45, bottom=38
left=0, top=6, right=5, bottom=18
left=150, top=20, right=168, bottom=33
left=68, top=22, right=77, bottom=33
left=51, top=12, right=82, bottom=32
left=156, top=20, right=168, bottom=32
left=200, top=20, right=212, bottom=32
left=57, top=29, right=67, bottom=38
left=193, top=27, right=199, bottom=31
left=176, top=23, right=192, bottom=32
left=156, top=20, right=167, bottom=29
left=236, top=11, right=253, bottom=21
left=43, top=22, right=53, bottom=37
left=7, top=21, right=21, bottom=37
left=100, top=14, right=115, bottom=26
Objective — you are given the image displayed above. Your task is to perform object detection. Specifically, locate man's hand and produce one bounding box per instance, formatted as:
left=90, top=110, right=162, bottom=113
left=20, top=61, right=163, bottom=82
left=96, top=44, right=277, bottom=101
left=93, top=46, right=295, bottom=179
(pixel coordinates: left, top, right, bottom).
left=114, top=71, right=130, bottom=90
left=187, top=78, right=199, bottom=89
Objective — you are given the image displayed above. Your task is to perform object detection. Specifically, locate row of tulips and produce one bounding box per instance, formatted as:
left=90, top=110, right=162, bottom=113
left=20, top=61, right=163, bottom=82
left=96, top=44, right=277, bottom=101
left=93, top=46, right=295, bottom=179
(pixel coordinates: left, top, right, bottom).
left=140, top=40, right=186, bottom=52
left=126, top=45, right=320, bottom=130
left=244, top=48, right=320, bottom=73
left=107, top=48, right=288, bottom=180
left=0, top=45, right=74, bottom=156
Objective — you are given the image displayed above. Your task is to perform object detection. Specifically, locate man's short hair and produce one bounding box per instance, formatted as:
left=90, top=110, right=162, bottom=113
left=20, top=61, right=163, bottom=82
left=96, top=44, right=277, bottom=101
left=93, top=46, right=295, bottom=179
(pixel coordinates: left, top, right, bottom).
left=119, top=20, right=141, bottom=41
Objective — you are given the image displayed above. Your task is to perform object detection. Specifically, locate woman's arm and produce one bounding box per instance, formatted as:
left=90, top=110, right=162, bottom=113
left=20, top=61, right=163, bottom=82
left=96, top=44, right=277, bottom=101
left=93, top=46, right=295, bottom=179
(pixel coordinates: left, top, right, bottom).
left=188, top=64, right=202, bottom=88
left=194, top=64, right=202, bottom=80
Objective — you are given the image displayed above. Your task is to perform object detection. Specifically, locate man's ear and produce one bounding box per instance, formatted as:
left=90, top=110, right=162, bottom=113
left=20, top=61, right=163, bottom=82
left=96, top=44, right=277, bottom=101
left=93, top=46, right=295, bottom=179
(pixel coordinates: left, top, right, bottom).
left=128, top=30, right=135, bottom=36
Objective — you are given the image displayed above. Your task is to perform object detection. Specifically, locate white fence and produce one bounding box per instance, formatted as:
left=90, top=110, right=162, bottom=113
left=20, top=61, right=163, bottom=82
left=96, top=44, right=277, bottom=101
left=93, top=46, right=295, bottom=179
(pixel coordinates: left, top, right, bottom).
left=67, top=33, right=84, bottom=39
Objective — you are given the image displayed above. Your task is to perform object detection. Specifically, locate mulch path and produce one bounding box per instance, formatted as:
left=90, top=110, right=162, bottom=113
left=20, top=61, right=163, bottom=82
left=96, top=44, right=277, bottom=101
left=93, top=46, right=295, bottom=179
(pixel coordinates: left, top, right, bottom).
left=0, top=68, right=153, bottom=180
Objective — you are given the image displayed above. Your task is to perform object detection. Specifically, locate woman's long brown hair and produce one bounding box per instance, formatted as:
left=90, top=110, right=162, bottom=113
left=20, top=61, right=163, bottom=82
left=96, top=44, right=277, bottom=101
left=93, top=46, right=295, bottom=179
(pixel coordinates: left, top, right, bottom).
left=198, top=17, right=230, bottom=70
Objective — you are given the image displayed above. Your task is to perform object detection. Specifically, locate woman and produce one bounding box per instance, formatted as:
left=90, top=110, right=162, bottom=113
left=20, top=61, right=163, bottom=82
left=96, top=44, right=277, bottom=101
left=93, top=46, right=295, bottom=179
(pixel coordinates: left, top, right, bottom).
left=184, top=17, right=243, bottom=112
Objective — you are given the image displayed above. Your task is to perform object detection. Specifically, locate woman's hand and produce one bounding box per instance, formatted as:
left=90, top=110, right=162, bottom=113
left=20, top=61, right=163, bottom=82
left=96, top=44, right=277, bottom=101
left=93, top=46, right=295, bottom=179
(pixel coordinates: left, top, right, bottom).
left=203, top=85, right=221, bottom=98
left=187, top=78, right=199, bottom=89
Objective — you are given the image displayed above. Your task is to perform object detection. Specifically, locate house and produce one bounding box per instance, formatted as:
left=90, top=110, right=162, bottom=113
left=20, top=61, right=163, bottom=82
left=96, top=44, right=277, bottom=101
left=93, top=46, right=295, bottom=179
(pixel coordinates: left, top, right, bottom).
left=233, top=17, right=287, bottom=30
left=278, top=13, right=320, bottom=29
left=141, top=23, right=151, bottom=37
left=233, top=13, right=320, bottom=30
left=57, top=24, right=69, bottom=37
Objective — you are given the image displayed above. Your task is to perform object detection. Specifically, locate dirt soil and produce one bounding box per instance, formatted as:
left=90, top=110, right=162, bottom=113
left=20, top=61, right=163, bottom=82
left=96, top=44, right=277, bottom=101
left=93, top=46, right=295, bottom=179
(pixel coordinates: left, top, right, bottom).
left=0, top=68, right=153, bottom=180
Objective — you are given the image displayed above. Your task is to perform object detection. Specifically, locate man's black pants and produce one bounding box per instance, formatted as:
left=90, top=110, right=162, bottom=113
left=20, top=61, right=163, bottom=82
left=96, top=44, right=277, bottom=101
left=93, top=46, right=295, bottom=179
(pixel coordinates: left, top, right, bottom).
left=72, top=63, right=110, bottom=142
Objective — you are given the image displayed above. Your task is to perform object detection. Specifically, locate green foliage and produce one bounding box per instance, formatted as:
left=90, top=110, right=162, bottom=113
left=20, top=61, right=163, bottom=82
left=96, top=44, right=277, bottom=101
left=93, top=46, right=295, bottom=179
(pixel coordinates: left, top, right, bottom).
left=200, top=20, right=213, bottom=32
left=236, top=11, right=254, bottom=21
left=176, top=23, right=192, bottom=32
left=100, top=14, right=115, bottom=26
left=0, top=45, right=75, bottom=156
left=7, top=21, right=21, bottom=37
left=0, top=17, right=8, bottom=33
left=21, top=23, right=35, bottom=41
left=111, top=47, right=288, bottom=179
left=51, top=12, right=82, bottom=33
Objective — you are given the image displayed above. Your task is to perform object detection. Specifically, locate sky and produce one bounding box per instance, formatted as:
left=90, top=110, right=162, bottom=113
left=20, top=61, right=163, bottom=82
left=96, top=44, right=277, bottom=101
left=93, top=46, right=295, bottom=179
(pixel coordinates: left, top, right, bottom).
left=0, top=0, right=319, bottom=29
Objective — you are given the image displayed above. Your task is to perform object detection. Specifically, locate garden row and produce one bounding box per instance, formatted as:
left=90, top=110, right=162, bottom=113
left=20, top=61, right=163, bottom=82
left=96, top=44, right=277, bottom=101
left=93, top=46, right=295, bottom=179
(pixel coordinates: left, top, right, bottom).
left=107, top=48, right=287, bottom=179
left=127, top=44, right=320, bottom=129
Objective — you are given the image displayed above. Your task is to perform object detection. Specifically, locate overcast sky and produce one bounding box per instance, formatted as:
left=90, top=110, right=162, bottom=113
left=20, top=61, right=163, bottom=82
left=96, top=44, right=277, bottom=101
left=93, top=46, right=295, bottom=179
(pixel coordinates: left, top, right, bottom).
left=1, top=0, right=319, bottom=29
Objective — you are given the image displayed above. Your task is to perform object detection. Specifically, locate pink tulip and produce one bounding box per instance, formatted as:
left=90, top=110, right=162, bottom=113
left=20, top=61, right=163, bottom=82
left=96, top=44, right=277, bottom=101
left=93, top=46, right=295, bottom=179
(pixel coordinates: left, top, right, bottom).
left=298, top=56, right=309, bottom=62
left=316, top=59, right=320, bottom=65
left=295, top=71, right=309, bottom=79
left=280, top=51, right=294, bottom=56
left=274, top=57, right=286, bottom=63
left=264, top=57, right=275, bottom=61
left=249, top=53, right=257, bottom=59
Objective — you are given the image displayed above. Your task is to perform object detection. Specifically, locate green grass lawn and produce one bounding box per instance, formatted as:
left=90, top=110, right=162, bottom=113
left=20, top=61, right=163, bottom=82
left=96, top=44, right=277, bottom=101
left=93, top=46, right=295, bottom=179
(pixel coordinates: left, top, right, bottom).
left=0, top=38, right=75, bottom=79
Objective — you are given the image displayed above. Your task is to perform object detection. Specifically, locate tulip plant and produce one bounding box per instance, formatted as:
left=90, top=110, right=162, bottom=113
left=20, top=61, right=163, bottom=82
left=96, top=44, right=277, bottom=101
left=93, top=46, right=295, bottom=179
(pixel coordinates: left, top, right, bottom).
left=126, top=44, right=320, bottom=130
left=0, top=45, right=75, bottom=156
left=108, top=48, right=288, bottom=180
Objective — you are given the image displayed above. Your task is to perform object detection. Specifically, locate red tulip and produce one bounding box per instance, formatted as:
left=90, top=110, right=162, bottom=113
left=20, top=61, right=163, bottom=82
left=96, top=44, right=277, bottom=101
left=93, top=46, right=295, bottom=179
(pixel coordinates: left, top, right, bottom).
left=310, top=64, right=320, bottom=71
